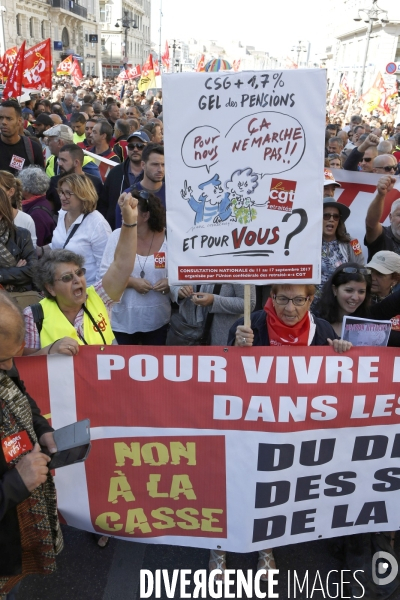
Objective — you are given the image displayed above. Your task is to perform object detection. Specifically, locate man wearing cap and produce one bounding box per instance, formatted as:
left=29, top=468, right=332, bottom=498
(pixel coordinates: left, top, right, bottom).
left=365, top=175, right=400, bottom=261
left=366, top=251, right=400, bottom=302
left=44, top=123, right=100, bottom=182
left=0, top=100, right=44, bottom=174
left=101, top=130, right=148, bottom=227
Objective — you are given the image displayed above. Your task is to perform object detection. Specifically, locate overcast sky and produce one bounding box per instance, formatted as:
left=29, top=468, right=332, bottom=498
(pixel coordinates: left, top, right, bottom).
left=150, top=0, right=328, bottom=58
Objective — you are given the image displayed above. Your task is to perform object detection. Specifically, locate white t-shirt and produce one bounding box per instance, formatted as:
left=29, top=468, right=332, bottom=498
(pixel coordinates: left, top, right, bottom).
left=14, top=210, right=37, bottom=248
left=50, top=210, right=111, bottom=285
left=100, top=229, right=171, bottom=334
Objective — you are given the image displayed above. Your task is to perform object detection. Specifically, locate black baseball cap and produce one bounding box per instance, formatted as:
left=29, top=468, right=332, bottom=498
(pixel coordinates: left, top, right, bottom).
left=33, top=113, right=53, bottom=127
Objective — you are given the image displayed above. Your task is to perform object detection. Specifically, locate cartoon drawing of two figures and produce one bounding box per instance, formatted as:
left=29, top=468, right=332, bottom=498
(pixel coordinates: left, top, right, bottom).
left=180, top=168, right=262, bottom=225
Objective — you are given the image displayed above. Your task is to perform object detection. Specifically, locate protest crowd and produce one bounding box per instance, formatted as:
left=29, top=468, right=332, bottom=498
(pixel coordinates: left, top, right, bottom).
left=1, top=66, right=400, bottom=600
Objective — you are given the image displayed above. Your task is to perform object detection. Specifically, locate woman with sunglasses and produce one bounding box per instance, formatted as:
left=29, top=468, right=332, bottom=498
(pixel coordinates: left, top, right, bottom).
left=220, top=284, right=351, bottom=581
left=22, top=192, right=138, bottom=357
left=100, top=190, right=170, bottom=345
left=41, top=173, right=111, bottom=285
left=317, top=198, right=364, bottom=299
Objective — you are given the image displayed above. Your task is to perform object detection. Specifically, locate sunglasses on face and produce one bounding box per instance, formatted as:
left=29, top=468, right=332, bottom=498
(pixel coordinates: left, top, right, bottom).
left=378, top=165, right=397, bottom=172
left=341, top=267, right=371, bottom=275
left=361, top=157, right=372, bottom=163
left=54, top=267, right=86, bottom=283
left=328, top=153, right=341, bottom=159
left=127, top=143, right=145, bottom=150
left=323, top=212, right=340, bottom=221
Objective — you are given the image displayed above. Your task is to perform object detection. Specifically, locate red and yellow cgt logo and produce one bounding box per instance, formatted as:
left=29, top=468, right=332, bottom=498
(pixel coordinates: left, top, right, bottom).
left=268, top=178, right=297, bottom=212
left=154, top=252, right=166, bottom=268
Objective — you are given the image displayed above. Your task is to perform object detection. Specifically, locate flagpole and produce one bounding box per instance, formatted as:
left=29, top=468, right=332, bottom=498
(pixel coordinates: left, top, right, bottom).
left=158, top=0, right=162, bottom=65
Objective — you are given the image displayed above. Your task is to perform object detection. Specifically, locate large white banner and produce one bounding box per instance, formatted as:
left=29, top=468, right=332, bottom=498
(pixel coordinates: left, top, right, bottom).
left=332, top=169, right=400, bottom=260
left=163, top=70, right=326, bottom=285
left=15, top=346, right=400, bottom=552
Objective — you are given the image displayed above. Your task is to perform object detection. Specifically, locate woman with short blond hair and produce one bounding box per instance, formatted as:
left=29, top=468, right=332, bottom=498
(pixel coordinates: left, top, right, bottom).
left=42, top=173, right=111, bottom=285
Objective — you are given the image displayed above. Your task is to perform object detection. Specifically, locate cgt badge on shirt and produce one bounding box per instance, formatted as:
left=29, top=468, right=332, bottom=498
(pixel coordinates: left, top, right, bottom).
left=9, top=155, right=26, bottom=171
left=154, top=252, right=166, bottom=268
left=2, top=430, right=33, bottom=463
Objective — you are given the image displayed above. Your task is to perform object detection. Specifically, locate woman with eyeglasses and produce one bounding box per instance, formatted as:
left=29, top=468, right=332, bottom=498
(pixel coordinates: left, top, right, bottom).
left=100, top=190, right=170, bottom=345
left=317, top=198, right=365, bottom=299
left=41, top=173, right=111, bottom=285
left=22, top=192, right=138, bottom=357
left=221, top=284, right=351, bottom=580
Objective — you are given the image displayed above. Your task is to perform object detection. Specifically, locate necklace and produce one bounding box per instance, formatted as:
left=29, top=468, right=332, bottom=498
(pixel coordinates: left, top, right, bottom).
left=137, top=231, right=155, bottom=278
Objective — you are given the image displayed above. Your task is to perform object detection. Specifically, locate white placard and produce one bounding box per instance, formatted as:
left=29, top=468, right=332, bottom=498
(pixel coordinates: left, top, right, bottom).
left=163, top=69, right=326, bottom=285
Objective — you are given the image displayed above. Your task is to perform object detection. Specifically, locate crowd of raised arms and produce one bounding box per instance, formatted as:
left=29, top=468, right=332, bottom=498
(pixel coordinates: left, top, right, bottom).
left=0, top=74, right=400, bottom=597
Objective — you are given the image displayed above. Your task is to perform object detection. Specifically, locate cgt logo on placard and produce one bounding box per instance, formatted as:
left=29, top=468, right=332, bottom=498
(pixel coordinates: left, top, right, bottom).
left=268, top=178, right=297, bottom=212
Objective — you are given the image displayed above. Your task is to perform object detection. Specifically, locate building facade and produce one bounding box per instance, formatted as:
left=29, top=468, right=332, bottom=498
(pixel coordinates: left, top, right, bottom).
left=100, top=0, right=151, bottom=78
left=1, top=0, right=102, bottom=77
left=324, top=0, right=400, bottom=94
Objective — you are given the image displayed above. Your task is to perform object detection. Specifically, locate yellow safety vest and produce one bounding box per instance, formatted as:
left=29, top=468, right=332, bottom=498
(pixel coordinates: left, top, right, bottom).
left=45, top=154, right=94, bottom=177
left=39, top=286, right=115, bottom=346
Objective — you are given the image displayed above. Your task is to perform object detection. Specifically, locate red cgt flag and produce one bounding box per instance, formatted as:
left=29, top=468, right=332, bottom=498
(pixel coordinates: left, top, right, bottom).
left=3, top=42, right=25, bottom=99
left=70, top=58, right=83, bottom=86
left=161, top=40, right=170, bottom=71
left=196, top=54, right=205, bottom=72
left=153, top=58, right=161, bottom=77
left=0, top=47, right=18, bottom=79
left=22, top=39, right=52, bottom=90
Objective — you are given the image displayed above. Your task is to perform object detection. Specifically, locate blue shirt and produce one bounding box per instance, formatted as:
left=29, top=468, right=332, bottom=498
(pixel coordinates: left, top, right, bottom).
left=115, top=181, right=166, bottom=228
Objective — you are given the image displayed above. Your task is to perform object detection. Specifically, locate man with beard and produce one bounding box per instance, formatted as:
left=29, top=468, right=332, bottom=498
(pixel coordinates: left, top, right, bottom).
left=114, top=143, right=165, bottom=228
left=365, top=175, right=400, bottom=261
left=88, top=121, right=120, bottom=183
left=101, top=130, right=149, bottom=227
left=46, top=144, right=103, bottom=212
left=0, top=100, right=44, bottom=174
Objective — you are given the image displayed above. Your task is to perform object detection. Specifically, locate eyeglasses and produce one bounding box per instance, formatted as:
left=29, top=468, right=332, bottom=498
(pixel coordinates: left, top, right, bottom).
left=323, top=212, right=340, bottom=221
left=378, top=165, right=397, bottom=172
left=127, top=143, right=145, bottom=150
left=54, top=267, right=86, bottom=283
left=273, top=295, right=310, bottom=306
left=341, top=267, right=371, bottom=275
left=361, top=157, right=372, bottom=162
left=58, top=189, right=75, bottom=199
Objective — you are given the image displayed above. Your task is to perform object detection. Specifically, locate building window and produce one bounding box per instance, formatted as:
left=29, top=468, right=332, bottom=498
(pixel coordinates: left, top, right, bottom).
left=41, top=21, right=45, bottom=38
left=16, top=14, right=21, bottom=36
left=100, top=4, right=111, bottom=23
left=29, top=18, right=34, bottom=38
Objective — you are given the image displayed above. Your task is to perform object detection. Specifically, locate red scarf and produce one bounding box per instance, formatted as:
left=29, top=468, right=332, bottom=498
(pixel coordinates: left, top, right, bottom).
left=264, top=297, right=310, bottom=346
left=21, top=194, right=43, bottom=206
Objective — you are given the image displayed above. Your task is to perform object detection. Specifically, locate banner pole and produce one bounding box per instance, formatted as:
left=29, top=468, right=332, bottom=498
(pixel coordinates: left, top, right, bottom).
left=244, top=284, right=251, bottom=329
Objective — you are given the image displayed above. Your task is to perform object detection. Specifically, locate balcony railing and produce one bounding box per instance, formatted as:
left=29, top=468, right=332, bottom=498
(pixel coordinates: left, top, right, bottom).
left=51, top=0, right=87, bottom=19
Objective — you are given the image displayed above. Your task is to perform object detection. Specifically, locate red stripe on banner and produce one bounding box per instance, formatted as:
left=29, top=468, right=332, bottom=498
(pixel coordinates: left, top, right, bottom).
left=87, top=435, right=227, bottom=539
left=15, top=355, right=51, bottom=420
left=178, top=265, right=313, bottom=280
left=68, top=346, right=400, bottom=433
